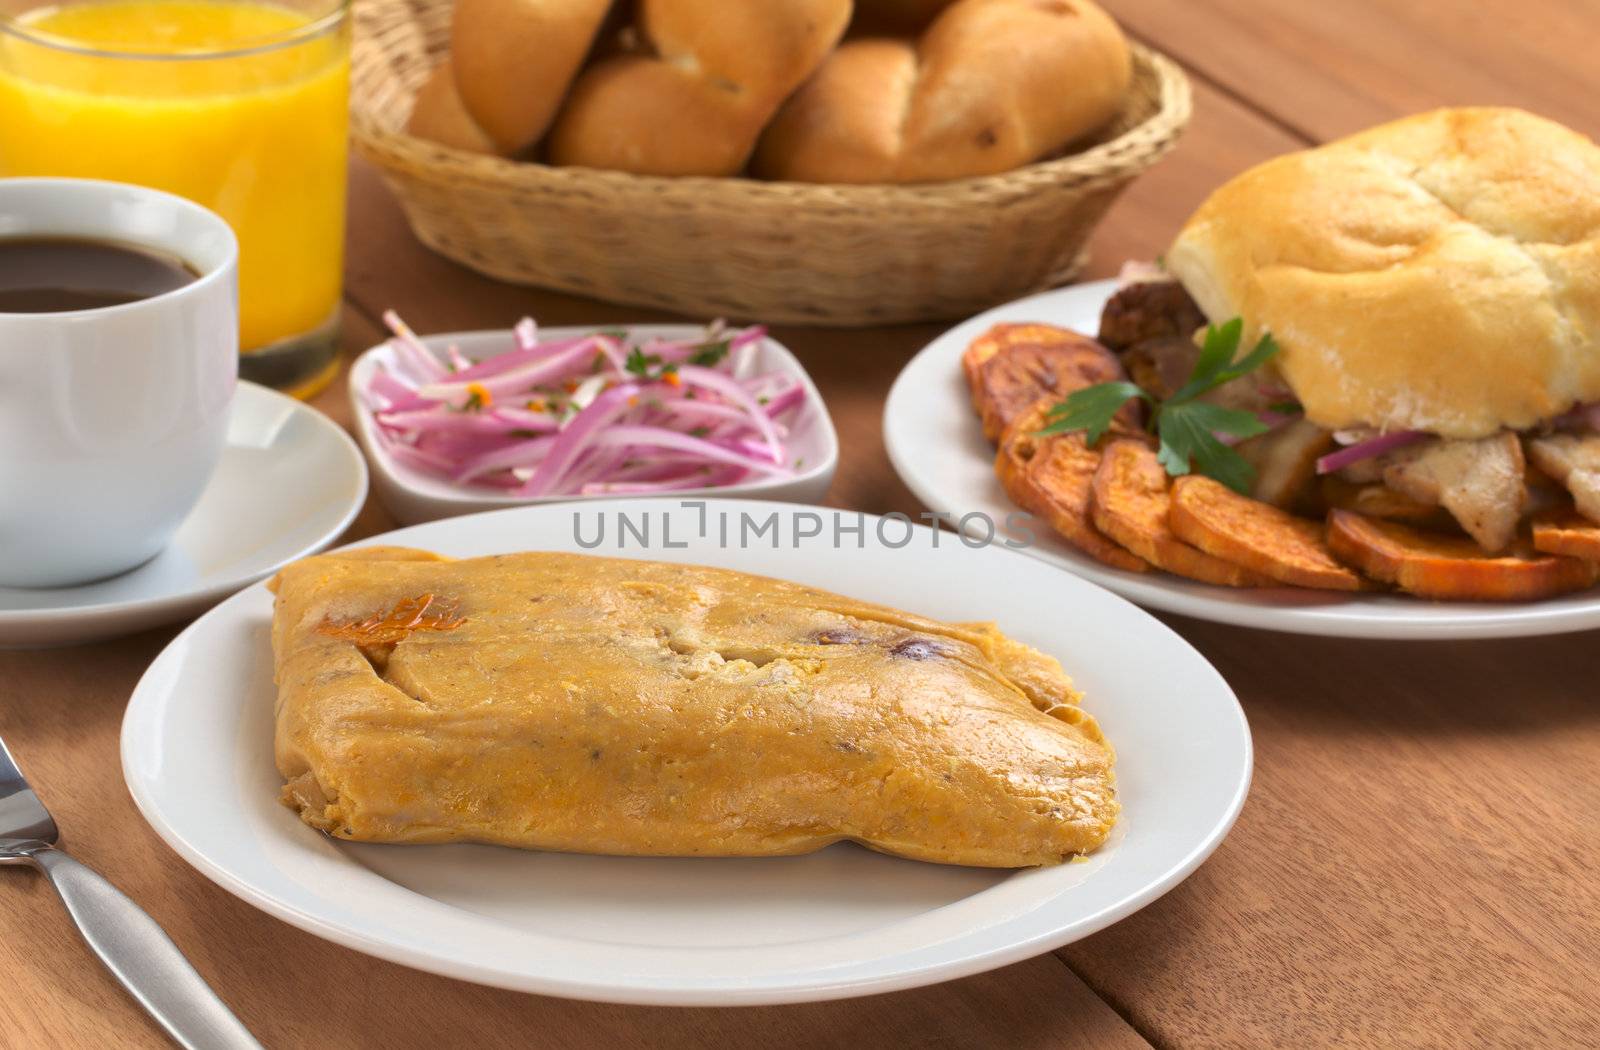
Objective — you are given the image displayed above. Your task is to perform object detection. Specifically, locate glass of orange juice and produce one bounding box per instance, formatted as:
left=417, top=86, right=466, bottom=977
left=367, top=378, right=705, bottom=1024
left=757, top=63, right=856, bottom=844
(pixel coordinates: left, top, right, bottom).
left=0, top=0, right=350, bottom=396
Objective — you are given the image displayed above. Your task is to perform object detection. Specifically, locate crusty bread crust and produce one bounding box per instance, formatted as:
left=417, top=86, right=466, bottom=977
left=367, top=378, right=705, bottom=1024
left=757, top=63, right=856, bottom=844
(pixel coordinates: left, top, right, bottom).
left=755, top=0, right=1131, bottom=184
left=1166, top=108, right=1600, bottom=438
left=548, top=0, right=851, bottom=176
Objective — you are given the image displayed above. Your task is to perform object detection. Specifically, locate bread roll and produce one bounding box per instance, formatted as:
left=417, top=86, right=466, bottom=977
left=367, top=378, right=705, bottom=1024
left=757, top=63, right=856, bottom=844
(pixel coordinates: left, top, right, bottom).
left=754, top=0, right=1131, bottom=184
left=454, top=0, right=613, bottom=153
left=407, top=60, right=499, bottom=154
left=406, top=0, right=612, bottom=155
left=546, top=0, right=852, bottom=176
left=1165, top=108, right=1600, bottom=439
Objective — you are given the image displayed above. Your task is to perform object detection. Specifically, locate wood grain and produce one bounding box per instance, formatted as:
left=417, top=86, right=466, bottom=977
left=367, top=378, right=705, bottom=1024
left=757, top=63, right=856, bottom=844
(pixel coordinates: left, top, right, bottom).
left=1102, top=0, right=1600, bottom=140
left=7, top=3, right=1600, bottom=1046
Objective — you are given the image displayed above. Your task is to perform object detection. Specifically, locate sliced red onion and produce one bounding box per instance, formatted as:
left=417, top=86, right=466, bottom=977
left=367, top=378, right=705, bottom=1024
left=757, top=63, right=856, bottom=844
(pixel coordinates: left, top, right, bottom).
left=761, top=384, right=805, bottom=418
left=513, top=383, right=644, bottom=496
left=1315, top=430, right=1426, bottom=474
left=1551, top=401, right=1600, bottom=431
left=363, top=313, right=798, bottom=497
left=581, top=426, right=794, bottom=477
left=418, top=337, right=611, bottom=403
left=454, top=435, right=558, bottom=482
left=365, top=371, right=415, bottom=411
left=674, top=365, right=784, bottom=463
left=382, top=310, right=448, bottom=382
left=377, top=407, right=556, bottom=435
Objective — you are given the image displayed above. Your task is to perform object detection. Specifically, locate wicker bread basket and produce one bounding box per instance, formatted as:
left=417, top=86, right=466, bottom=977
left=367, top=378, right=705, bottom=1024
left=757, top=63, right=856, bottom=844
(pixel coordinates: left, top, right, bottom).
left=351, top=0, right=1193, bottom=325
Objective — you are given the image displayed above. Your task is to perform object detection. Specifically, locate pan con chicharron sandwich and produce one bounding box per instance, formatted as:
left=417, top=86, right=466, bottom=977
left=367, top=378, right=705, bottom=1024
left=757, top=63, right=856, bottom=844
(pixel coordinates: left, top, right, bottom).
left=968, top=107, right=1600, bottom=599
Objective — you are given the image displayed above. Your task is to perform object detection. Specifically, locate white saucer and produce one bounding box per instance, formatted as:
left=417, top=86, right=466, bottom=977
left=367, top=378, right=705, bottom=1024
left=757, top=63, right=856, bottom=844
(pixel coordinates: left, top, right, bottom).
left=1, top=382, right=367, bottom=648
left=122, top=499, right=1249, bottom=1005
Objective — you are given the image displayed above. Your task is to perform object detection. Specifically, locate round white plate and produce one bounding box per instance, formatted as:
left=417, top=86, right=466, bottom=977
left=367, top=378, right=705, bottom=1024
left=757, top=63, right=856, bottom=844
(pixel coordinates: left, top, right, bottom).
left=122, top=498, right=1250, bottom=1006
left=1, top=382, right=367, bottom=648
left=885, top=279, right=1600, bottom=640
left=349, top=325, right=838, bottom=525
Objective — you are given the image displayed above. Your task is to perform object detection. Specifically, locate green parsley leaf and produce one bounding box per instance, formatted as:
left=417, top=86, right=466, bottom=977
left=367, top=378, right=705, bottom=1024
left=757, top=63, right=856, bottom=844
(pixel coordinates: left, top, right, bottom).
left=1170, top=319, right=1241, bottom=403
left=687, top=339, right=731, bottom=367
left=624, top=347, right=662, bottom=377
left=1035, top=381, right=1147, bottom=445
left=1035, top=316, right=1281, bottom=492
left=688, top=425, right=711, bottom=438
left=1216, top=331, right=1280, bottom=386
left=1177, top=401, right=1272, bottom=441
left=1156, top=402, right=1266, bottom=494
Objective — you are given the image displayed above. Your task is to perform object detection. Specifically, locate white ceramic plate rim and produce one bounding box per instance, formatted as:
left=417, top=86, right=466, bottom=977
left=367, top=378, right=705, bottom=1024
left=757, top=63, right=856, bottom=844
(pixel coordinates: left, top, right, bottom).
left=121, top=499, right=1251, bottom=1005
left=348, top=325, right=839, bottom=514
left=884, top=278, right=1600, bottom=640
left=0, top=382, right=366, bottom=628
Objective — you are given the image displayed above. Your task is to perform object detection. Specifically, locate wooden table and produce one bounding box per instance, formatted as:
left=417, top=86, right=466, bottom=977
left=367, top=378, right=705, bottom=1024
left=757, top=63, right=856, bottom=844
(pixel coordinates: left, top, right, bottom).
left=4, top=3, right=1598, bottom=1046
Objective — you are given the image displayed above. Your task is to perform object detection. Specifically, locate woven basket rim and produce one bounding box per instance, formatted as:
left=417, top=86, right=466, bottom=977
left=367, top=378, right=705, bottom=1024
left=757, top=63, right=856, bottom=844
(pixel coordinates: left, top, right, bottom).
left=352, top=42, right=1192, bottom=203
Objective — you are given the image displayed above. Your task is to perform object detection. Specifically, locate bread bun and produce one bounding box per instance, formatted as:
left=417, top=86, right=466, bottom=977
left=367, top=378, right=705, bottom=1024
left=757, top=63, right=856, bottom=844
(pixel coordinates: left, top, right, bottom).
left=406, top=0, right=613, bottom=155
left=1166, top=108, right=1600, bottom=439
left=753, top=0, right=1131, bottom=184
left=546, top=0, right=852, bottom=176
left=407, top=59, right=499, bottom=154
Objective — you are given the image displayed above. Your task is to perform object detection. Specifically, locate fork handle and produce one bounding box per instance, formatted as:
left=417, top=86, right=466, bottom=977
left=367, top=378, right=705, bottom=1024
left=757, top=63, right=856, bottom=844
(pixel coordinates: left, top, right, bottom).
left=27, top=846, right=264, bottom=1050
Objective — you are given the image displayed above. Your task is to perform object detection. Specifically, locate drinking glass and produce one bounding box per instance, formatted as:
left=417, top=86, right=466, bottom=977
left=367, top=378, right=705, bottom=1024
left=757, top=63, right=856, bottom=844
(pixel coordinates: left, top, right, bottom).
left=0, top=0, right=351, bottom=396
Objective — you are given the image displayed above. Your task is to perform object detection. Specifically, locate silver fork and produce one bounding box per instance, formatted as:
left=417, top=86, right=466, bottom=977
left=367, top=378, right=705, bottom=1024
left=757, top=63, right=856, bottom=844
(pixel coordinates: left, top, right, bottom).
left=0, top=733, right=262, bottom=1049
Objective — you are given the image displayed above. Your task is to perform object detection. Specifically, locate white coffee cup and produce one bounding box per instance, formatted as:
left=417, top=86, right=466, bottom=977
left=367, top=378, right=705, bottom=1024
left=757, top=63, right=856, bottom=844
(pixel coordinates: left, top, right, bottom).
left=0, top=178, right=238, bottom=588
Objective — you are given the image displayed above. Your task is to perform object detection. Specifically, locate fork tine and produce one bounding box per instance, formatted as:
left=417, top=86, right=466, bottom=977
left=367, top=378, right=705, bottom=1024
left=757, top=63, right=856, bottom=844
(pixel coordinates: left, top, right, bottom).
left=0, top=734, right=58, bottom=854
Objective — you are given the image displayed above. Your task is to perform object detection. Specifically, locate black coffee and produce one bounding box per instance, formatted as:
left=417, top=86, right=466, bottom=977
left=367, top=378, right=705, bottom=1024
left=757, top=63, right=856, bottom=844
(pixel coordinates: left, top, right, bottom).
left=0, top=237, right=199, bottom=313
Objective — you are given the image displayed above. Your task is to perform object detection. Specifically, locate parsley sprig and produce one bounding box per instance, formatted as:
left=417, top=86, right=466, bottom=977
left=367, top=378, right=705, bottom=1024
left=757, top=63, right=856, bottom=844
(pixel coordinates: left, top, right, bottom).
left=622, top=334, right=731, bottom=382
left=1038, top=318, right=1281, bottom=494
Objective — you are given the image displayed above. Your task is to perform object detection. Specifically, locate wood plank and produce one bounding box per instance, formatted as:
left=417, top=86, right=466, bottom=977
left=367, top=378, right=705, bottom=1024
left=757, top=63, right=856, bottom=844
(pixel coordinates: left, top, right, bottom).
left=1059, top=620, right=1600, bottom=1045
left=1103, top=0, right=1600, bottom=140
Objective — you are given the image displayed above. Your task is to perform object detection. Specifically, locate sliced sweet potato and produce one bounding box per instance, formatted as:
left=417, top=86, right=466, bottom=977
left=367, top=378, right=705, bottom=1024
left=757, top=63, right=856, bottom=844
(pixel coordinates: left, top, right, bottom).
left=995, top=405, right=1149, bottom=573
left=961, top=323, right=1067, bottom=393
left=1326, top=510, right=1597, bottom=601
left=1169, top=476, right=1367, bottom=591
left=1531, top=510, right=1600, bottom=562
left=1089, top=440, right=1274, bottom=588
left=964, top=323, right=1136, bottom=444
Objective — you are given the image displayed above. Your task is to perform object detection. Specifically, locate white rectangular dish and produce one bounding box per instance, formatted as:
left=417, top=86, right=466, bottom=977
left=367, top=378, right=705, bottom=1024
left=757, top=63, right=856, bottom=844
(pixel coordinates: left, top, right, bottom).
left=350, top=325, right=839, bottom=525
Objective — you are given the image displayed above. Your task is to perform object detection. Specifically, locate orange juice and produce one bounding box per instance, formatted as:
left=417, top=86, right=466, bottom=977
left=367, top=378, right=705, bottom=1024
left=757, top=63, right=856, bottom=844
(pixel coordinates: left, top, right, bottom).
left=0, top=0, right=349, bottom=366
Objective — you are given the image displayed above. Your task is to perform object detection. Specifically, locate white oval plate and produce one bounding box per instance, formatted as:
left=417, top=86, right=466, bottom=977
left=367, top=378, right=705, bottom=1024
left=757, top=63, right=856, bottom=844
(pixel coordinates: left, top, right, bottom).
left=1, top=382, right=366, bottom=648
left=349, top=325, right=839, bottom=525
left=122, top=498, right=1250, bottom=1006
left=884, top=279, right=1600, bottom=640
